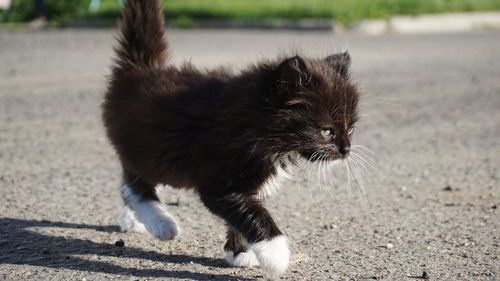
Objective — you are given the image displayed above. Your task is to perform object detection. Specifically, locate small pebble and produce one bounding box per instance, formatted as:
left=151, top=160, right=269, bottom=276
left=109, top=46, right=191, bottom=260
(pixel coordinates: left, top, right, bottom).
left=443, top=185, right=453, bottom=191
left=386, top=243, right=394, bottom=249
left=115, top=239, right=125, bottom=247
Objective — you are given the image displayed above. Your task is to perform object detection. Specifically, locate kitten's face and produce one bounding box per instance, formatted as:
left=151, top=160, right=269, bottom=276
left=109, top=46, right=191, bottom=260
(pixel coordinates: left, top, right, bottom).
left=272, top=53, right=359, bottom=162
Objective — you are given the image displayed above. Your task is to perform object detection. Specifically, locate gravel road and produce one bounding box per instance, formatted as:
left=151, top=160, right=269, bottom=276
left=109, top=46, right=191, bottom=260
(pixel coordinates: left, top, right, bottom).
left=0, top=29, right=499, bottom=280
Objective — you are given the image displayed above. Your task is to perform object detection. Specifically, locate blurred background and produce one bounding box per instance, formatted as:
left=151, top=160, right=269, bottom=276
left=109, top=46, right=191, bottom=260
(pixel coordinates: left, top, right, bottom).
left=0, top=1, right=499, bottom=281
left=1, top=0, right=500, bottom=28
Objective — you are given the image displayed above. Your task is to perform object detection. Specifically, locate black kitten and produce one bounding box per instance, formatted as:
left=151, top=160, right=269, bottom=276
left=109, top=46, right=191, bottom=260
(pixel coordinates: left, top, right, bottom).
left=103, top=0, right=359, bottom=276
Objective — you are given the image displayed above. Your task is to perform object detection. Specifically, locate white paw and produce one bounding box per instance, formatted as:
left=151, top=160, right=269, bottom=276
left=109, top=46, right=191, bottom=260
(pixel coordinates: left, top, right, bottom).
left=119, top=206, right=147, bottom=233
left=145, top=213, right=180, bottom=240
left=250, top=235, right=290, bottom=276
left=121, top=184, right=180, bottom=240
left=225, top=250, right=260, bottom=268
left=140, top=202, right=180, bottom=240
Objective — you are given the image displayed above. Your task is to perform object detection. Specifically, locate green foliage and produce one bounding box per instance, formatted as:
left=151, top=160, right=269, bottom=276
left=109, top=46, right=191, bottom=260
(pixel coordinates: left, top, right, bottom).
left=165, top=0, right=500, bottom=25
left=175, top=15, right=195, bottom=28
left=3, top=0, right=88, bottom=23
left=2, top=0, right=500, bottom=25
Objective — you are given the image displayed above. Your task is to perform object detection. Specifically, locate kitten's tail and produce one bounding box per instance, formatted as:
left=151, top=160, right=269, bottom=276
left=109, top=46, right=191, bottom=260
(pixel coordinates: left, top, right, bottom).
left=113, top=0, right=168, bottom=74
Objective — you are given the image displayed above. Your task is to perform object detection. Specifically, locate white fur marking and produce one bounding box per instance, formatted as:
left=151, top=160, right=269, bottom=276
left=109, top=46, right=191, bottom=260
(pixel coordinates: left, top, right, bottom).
left=121, top=184, right=180, bottom=240
left=119, top=205, right=147, bottom=233
left=250, top=235, right=290, bottom=276
left=257, top=154, right=296, bottom=200
left=225, top=250, right=260, bottom=268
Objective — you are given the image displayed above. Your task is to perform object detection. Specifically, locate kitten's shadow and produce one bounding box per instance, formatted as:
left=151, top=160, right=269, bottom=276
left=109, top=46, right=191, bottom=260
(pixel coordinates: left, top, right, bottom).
left=0, top=218, right=253, bottom=280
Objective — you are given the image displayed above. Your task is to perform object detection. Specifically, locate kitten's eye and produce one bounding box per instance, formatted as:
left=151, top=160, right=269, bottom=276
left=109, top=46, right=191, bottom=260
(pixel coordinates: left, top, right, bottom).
left=347, top=127, right=354, bottom=135
left=321, top=129, right=334, bottom=139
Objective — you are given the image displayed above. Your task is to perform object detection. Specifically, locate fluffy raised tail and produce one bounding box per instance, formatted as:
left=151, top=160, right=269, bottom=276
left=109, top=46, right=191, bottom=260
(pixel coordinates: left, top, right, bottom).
left=113, top=0, right=168, bottom=73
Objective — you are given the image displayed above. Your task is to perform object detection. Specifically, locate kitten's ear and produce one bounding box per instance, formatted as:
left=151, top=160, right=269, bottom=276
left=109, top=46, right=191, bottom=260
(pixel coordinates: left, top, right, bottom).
left=325, top=52, right=351, bottom=77
left=276, top=55, right=309, bottom=87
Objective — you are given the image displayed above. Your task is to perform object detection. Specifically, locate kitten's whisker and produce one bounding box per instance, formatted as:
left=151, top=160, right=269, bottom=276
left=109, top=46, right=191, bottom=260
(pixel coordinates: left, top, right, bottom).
left=304, top=158, right=313, bottom=183
left=347, top=158, right=367, bottom=203
left=350, top=148, right=377, bottom=161
left=350, top=152, right=379, bottom=175
left=304, top=161, right=315, bottom=203
left=323, top=160, right=331, bottom=188
left=352, top=160, right=368, bottom=205
left=373, top=101, right=402, bottom=107
left=350, top=156, right=378, bottom=179
left=317, top=154, right=325, bottom=187
left=352, top=158, right=369, bottom=198
left=319, top=156, right=337, bottom=209
left=317, top=155, right=323, bottom=186
left=346, top=159, right=358, bottom=186
left=306, top=151, right=320, bottom=201
left=323, top=161, right=338, bottom=201
left=347, top=159, right=360, bottom=189
left=310, top=151, right=320, bottom=162
left=321, top=158, right=334, bottom=194
left=316, top=155, right=330, bottom=212
left=350, top=148, right=378, bottom=164
left=332, top=162, right=340, bottom=186
left=351, top=145, right=376, bottom=157
left=320, top=155, right=329, bottom=187
left=310, top=158, right=321, bottom=193
left=353, top=157, right=370, bottom=188
left=349, top=157, right=366, bottom=187
left=307, top=151, right=321, bottom=180
left=350, top=149, right=380, bottom=173
left=299, top=153, right=314, bottom=181
left=344, top=159, right=352, bottom=200
left=347, top=160, right=359, bottom=199
left=326, top=161, right=338, bottom=187
left=351, top=144, right=374, bottom=151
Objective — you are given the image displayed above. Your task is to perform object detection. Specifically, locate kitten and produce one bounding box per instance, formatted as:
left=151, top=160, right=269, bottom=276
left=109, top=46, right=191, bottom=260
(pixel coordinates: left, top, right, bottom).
left=103, top=0, right=359, bottom=276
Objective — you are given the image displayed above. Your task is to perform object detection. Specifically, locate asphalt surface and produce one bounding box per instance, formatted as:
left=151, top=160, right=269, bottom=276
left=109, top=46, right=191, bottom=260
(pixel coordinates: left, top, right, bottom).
left=0, top=29, right=499, bottom=280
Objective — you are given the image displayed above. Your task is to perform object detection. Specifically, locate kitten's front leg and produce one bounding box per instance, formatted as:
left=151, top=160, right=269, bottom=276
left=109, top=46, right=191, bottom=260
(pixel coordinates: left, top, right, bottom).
left=200, top=193, right=290, bottom=275
left=224, top=226, right=259, bottom=268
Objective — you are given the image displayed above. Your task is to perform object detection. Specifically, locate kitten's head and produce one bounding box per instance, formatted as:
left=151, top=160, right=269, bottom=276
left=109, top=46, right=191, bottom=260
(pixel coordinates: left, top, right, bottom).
left=270, top=52, right=359, bottom=161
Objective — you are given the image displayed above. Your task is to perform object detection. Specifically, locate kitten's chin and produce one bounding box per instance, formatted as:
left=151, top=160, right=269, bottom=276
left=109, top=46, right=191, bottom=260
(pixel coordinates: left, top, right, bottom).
left=299, top=150, right=342, bottom=162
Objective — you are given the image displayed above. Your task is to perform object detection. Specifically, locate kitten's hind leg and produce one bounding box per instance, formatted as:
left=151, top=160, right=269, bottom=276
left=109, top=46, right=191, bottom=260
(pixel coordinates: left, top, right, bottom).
left=119, top=205, right=147, bottom=233
left=224, top=226, right=260, bottom=268
left=120, top=171, right=180, bottom=240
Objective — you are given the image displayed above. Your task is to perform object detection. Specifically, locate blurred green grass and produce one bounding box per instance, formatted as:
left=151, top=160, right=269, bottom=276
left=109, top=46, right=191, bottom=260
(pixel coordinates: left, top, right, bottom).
left=2, top=0, right=500, bottom=26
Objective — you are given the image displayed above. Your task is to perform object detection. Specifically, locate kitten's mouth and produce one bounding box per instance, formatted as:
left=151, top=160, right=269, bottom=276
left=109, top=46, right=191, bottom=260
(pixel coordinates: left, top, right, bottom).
left=300, top=150, right=343, bottom=162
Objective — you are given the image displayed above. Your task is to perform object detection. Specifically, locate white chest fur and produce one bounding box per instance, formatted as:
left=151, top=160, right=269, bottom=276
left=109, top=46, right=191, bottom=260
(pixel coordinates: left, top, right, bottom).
left=257, top=154, right=296, bottom=200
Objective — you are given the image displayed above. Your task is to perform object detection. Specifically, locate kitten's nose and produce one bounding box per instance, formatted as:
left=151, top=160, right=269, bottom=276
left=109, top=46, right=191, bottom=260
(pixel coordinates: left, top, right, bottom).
left=339, top=146, right=350, bottom=157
